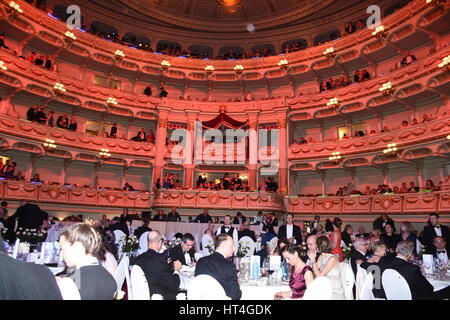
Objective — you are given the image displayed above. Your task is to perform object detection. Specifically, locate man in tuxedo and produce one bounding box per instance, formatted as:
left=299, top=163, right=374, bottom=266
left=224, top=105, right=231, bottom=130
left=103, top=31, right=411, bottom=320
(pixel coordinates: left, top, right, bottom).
left=278, top=213, right=302, bottom=244
left=432, top=236, right=449, bottom=262
left=167, top=206, right=181, bottom=222
left=195, top=233, right=242, bottom=300
left=152, top=210, right=167, bottom=221
left=372, top=214, right=395, bottom=232
left=134, top=216, right=152, bottom=239
left=26, top=105, right=38, bottom=122
left=9, top=200, right=47, bottom=231
left=135, top=230, right=182, bottom=300
left=384, top=241, right=435, bottom=300
left=216, top=215, right=238, bottom=252
left=310, top=215, right=322, bottom=235
left=194, top=208, right=213, bottom=223
left=168, top=233, right=196, bottom=266
left=421, top=213, right=450, bottom=254
left=349, top=237, right=370, bottom=276
left=0, top=235, right=63, bottom=300
left=238, top=221, right=256, bottom=242
left=232, top=212, right=246, bottom=225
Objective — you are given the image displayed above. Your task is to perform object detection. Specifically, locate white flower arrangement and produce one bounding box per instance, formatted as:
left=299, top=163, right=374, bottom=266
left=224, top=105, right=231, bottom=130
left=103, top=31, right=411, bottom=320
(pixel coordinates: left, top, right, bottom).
left=121, top=235, right=139, bottom=252
left=237, top=242, right=251, bottom=258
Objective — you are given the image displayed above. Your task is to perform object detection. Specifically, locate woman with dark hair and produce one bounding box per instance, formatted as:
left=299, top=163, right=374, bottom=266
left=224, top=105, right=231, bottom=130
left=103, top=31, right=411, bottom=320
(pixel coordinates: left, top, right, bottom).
left=307, top=236, right=345, bottom=300
left=425, top=179, right=435, bottom=191
left=380, top=223, right=401, bottom=255
left=274, top=245, right=314, bottom=300
left=342, top=224, right=353, bottom=247
left=93, top=224, right=118, bottom=276
left=324, top=219, right=333, bottom=233
left=329, top=217, right=344, bottom=261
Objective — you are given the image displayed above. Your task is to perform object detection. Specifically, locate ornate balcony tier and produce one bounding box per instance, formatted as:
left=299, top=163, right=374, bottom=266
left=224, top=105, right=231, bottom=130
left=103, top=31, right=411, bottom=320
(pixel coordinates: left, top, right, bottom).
left=0, top=46, right=448, bottom=118
left=0, top=0, right=440, bottom=74
left=289, top=115, right=450, bottom=161
left=0, top=181, right=152, bottom=208
left=0, top=116, right=156, bottom=161
left=286, top=191, right=450, bottom=215
left=152, top=190, right=285, bottom=212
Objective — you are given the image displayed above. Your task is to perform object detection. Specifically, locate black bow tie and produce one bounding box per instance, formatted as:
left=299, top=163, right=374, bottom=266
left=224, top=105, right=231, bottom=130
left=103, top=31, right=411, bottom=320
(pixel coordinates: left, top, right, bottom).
left=434, top=225, right=440, bottom=228
left=437, top=250, right=446, bottom=254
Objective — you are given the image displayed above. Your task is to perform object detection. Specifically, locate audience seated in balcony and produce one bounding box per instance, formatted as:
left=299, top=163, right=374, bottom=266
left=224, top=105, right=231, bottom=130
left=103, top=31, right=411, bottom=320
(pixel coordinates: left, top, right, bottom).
left=159, top=87, right=168, bottom=98
left=68, top=117, right=78, bottom=131
left=0, top=34, right=9, bottom=50
left=401, top=50, right=417, bottom=66
left=56, top=114, right=69, bottom=129
left=344, top=22, right=356, bottom=34
left=122, top=183, right=135, bottom=192
left=353, top=69, right=371, bottom=83
left=30, top=173, right=43, bottom=183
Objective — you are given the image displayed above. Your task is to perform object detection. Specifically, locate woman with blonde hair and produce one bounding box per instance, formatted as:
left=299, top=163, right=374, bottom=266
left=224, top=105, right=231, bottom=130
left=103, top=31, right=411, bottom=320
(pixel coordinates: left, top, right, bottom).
left=57, top=222, right=117, bottom=300
left=399, top=221, right=417, bottom=243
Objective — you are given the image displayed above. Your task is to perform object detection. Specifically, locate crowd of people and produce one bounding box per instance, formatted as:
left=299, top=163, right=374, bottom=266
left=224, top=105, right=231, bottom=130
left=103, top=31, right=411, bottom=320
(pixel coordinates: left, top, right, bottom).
left=319, top=69, right=371, bottom=92
left=290, top=111, right=439, bottom=146
left=332, top=180, right=440, bottom=196
left=1, top=202, right=449, bottom=300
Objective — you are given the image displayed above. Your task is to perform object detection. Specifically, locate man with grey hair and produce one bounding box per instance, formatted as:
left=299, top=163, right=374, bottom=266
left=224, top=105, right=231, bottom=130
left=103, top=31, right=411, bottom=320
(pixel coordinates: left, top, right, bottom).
left=383, top=241, right=435, bottom=300
left=135, top=230, right=182, bottom=300
left=350, top=237, right=369, bottom=276
left=305, top=234, right=319, bottom=266
left=238, top=220, right=256, bottom=242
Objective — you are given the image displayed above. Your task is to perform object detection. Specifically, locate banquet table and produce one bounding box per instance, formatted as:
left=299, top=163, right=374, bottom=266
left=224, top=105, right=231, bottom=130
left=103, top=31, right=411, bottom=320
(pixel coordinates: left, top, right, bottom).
left=425, top=276, right=450, bottom=292
left=179, top=270, right=289, bottom=300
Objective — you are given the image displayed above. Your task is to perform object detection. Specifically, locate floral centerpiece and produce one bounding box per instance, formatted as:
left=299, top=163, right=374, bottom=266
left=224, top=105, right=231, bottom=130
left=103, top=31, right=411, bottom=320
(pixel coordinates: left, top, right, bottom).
left=15, top=227, right=47, bottom=245
left=165, top=237, right=182, bottom=249
left=237, top=242, right=251, bottom=258
left=121, top=235, right=139, bottom=253
left=205, top=242, right=215, bottom=254
left=343, top=242, right=353, bottom=260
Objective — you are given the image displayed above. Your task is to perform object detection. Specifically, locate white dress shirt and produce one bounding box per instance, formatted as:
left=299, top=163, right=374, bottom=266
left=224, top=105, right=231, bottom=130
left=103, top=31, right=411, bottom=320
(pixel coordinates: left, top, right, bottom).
left=184, top=251, right=192, bottom=265
left=434, top=225, right=443, bottom=237
left=286, top=224, right=293, bottom=240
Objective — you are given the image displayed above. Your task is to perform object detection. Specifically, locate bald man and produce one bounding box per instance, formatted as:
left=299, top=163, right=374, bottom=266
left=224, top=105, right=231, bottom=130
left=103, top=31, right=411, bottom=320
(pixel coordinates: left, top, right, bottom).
left=134, top=230, right=182, bottom=300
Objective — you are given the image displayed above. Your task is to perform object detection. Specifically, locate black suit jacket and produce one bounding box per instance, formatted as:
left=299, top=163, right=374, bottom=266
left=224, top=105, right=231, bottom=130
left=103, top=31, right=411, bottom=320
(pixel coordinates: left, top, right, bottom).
left=422, top=224, right=450, bottom=254
left=106, top=222, right=130, bottom=237
left=238, top=229, right=256, bottom=242
left=232, top=216, right=247, bottom=225
left=350, top=249, right=368, bottom=276
left=384, top=257, right=435, bottom=300
left=168, top=244, right=196, bottom=266
left=195, top=252, right=242, bottom=300
left=135, top=249, right=180, bottom=300
left=278, top=224, right=302, bottom=244
left=360, top=255, right=395, bottom=299
left=167, top=211, right=181, bottom=222
left=194, top=213, right=213, bottom=224
left=11, top=203, right=47, bottom=231
left=342, top=231, right=352, bottom=247
left=0, top=254, right=63, bottom=300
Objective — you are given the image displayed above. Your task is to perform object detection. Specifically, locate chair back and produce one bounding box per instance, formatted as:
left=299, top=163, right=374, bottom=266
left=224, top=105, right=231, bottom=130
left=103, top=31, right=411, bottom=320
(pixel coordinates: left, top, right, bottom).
left=303, top=276, right=333, bottom=300
left=138, top=231, right=150, bottom=255
left=194, top=252, right=204, bottom=261
left=382, top=269, right=412, bottom=300
left=113, top=255, right=131, bottom=299
left=113, top=230, right=126, bottom=244
left=130, top=264, right=150, bottom=300
left=187, top=274, right=230, bottom=300
left=355, top=264, right=367, bottom=300
left=201, top=233, right=214, bottom=256
left=360, top=272, right=375, bottom=300
left=238, top=236, right=256, bottom=257
left=340, top=261, right=355, bottom=300
left=56, top=277, right=81, bottom=300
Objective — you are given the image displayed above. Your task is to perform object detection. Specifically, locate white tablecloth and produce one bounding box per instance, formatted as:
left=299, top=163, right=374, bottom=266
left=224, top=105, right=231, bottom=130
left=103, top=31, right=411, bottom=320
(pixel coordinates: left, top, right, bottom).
left=179, top=272, right=289, bottom=300
left=426, top=277, right=450, bottom=292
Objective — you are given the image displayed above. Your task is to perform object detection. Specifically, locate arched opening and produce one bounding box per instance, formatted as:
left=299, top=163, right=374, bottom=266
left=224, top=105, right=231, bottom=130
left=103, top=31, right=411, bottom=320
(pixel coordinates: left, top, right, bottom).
left=281, top=39, right=307, bottom=53
left=313, top=29, right=341, bottom=46
left=188, top=45, right=213, bottom=59
left=250, top=44, right=275, bottom=57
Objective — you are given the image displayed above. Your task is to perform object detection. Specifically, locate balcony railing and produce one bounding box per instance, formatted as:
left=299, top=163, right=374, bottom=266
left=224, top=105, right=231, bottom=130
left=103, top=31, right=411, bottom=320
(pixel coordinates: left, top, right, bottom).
left=286, top=191, right=450, bottom=214
left=153, top=190, right=285, bottom=212
left=0, top=181, right=152, bottom=208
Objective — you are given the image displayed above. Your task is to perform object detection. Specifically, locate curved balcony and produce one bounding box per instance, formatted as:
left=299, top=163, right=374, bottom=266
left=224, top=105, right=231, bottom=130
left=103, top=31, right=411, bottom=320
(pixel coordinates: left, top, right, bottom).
left=1, top=47, right=448, bottom=118
left=0, top=0, right=442, bottom=74
left=289, top=115, right=450, bottom=162
left=152, top=190, right=285, bottom=212
left=0, top=180, right=152, bottom=208
left=286, top=191, right=450, bottom=215
left=0, top=116, right=156, bottom=162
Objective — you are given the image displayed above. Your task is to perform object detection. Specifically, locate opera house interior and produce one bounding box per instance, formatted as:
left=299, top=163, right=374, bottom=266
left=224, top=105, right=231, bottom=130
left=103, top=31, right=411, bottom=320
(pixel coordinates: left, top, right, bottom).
left=0, top=0, right=449, bottom=302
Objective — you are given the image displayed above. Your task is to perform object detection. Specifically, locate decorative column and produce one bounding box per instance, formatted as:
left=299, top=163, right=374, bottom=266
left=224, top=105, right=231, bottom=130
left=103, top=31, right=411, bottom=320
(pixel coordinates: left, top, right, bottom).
left=151, top=111, right=169, bottom=189
left=247, top=112, right=259, bottom=189
left=183, top=114, right=197, bottom=189
left=320, top=172, right=326, bottom=196
left=61, top=159, right=72, bottom=185
left=277, top=113, right=288, bottom=194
